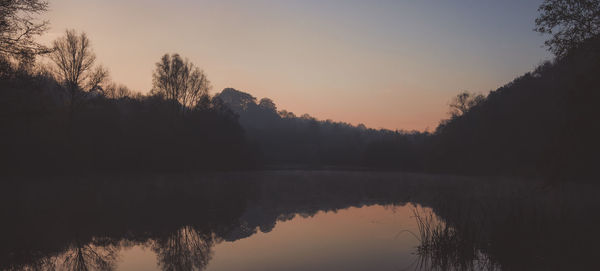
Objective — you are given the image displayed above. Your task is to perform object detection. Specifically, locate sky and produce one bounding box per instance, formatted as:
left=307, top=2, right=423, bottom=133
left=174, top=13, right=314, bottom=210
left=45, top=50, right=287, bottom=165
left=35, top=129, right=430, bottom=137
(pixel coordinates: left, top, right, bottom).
left=40, top=0, right=551, bottom=131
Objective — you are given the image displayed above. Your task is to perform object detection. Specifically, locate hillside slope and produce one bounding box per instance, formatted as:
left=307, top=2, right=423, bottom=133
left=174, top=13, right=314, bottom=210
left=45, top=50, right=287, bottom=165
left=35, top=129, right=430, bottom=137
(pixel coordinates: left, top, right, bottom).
left=430, top=38, right=600, bottom=179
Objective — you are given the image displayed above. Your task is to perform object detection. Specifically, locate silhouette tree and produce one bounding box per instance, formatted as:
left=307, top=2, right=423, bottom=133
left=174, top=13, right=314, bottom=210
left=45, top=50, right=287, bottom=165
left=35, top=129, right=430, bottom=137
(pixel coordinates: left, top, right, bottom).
left=258, top=98, right=277, bottom=113
left=447, top=91, right=485, bottom=118
left=86, top=65, right=109, bottom=92
left=103, top=82, right=132, bottom=99
left=151, top=53, right=211, bottom=113
left=213, top=88, right=256, bottom=112
left=0, top=0, right=49, bottom=62
left=49, top=30, right=106, bottom=107
left=535, top=0, right=600, bottom=56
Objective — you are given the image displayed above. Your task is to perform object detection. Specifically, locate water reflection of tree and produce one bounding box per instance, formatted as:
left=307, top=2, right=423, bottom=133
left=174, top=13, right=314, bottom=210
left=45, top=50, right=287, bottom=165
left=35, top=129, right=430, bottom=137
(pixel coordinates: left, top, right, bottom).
left=60, top=240, right=119, bottom=271
left=7, top=228, right=216, bottom=271
left=3, top=173, right=599, bottom=270
left=152, top=226, right=217, bottom=271
left=4, top=257, right=57, bottom=271
left=13, top=239, right=121, bottom=271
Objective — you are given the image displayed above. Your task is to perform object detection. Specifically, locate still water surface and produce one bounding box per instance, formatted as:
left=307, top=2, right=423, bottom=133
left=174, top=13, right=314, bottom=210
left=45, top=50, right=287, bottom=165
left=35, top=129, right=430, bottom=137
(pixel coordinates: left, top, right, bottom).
left=118, top=205, right=421, bottom=271
left=1, top=171, right=598, bottom=270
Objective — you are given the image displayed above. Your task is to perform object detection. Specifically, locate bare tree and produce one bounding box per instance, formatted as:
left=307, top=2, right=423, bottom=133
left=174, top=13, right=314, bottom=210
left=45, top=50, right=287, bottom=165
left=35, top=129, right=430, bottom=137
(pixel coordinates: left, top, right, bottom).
left=103, top=82, right=132, bottom=99
left=49, top=30, right=107, bottom=105
left=0, top=0, right=50, bottom=62
left=535, top=0, right=600, bottom=57
left=448, top=91, right=485, bottom=118
left=151, top=53, right=211, bottom=113
left=86, top=65, right=109, bottom=92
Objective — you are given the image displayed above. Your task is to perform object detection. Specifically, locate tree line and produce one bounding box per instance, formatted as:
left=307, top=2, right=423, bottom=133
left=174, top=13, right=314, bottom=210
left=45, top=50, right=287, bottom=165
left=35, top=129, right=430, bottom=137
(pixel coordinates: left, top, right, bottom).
left=1, top=1, right=255, bottom=174
left=1, top=0, right=599, bottom=179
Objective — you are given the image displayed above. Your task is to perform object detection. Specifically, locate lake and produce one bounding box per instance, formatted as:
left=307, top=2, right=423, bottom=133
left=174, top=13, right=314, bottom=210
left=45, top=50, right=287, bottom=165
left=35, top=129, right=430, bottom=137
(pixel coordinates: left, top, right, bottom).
left=117, top=204, right=422, bottom=271
left=1, top=171, right=598, bottom=270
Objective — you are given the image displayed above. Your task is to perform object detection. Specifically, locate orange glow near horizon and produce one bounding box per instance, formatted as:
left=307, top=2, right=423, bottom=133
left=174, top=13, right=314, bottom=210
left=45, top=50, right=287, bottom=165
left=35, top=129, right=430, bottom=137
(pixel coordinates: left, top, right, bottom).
left=116, top=204, right=425, bottom=271
left=40, top=0, right=550, bottom=131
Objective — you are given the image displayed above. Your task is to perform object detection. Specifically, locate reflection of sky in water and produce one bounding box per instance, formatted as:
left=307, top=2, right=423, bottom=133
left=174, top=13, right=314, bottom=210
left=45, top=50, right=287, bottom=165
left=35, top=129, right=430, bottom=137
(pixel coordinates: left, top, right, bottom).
left=6, top=172, right=595, bottom=270
left=118, top=205, right=423, bottom=271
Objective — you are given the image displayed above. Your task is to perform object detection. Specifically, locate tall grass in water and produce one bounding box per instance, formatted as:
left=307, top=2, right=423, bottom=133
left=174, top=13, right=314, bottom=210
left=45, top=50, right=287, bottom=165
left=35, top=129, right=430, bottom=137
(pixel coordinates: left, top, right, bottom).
left=408, top=179, right=600, bottom=271
left=411, top=207, right=497, bottom=271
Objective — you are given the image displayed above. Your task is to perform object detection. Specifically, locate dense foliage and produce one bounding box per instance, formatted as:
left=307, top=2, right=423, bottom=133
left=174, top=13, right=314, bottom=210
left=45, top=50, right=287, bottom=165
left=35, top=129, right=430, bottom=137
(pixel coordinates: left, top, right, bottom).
left=214, top=88, right=427, bottom=171
left=1, top=0, right=599, bottom=179
left=214, top=36, right=600, bottom=180
left=0, top=63, right=256, bottom=174
left=2, top=37, right=599, bottom=178
left=535, top=0, right=600, bottom=57
left=430, top=37, right=600, bottom=179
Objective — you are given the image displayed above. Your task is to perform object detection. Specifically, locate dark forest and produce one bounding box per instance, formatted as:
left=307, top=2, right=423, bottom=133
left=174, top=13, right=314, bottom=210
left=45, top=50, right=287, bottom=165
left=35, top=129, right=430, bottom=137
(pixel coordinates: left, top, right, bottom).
left=1, top=0, right=599, bottom=179
left=2, top=1, right=600, bottom=270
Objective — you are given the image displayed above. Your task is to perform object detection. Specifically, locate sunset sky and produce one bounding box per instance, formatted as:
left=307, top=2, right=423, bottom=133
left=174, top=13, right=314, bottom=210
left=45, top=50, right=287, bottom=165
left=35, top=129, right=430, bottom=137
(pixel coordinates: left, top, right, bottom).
left=40, top=0, right=550, bottom=131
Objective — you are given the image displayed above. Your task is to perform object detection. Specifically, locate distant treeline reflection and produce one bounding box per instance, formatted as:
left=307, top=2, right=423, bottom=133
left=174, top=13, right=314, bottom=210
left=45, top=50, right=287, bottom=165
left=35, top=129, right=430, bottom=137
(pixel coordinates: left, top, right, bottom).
left=1, top=172, right=598, bottom=270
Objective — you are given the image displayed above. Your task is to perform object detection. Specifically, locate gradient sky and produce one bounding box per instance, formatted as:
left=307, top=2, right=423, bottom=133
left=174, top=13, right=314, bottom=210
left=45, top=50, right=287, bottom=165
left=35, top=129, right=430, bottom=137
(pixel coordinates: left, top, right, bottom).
left=40, top=0, right=550, bottom=131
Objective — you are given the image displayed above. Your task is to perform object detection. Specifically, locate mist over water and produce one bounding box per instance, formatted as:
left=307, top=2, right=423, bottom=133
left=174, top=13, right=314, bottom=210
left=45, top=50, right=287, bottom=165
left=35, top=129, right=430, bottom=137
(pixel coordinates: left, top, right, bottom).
left=2, top=171, right=598, bottom=270
left=2, top=2, right=600, bottom=270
